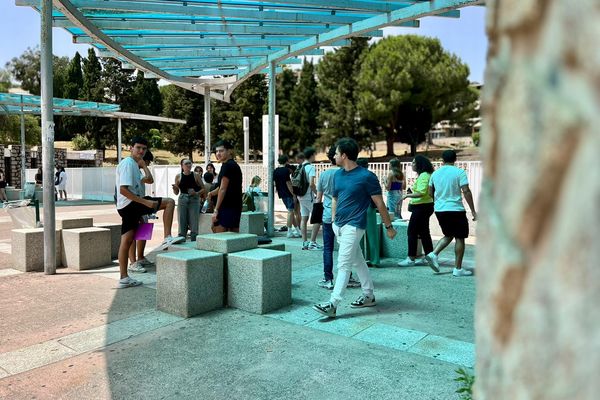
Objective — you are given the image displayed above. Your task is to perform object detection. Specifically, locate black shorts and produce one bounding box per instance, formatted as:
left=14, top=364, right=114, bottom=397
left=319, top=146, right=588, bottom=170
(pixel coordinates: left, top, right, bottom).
left=118, top=196, right=162, bottom=235
left=214, top=207, right=242, bottom=229
left=435, top=211, right=469, bottom=239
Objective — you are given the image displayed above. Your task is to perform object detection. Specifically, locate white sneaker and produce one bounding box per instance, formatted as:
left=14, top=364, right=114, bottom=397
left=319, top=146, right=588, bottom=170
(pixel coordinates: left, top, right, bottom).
left=425, top=252, right=440, bottom=273
left=127, top=261, right=147, bottom=273
left=453, top=268, right=473, bottom=277
left=117, top=276, right=143, bottom=289
left=286, top=230, right=294, bottom=238
left=157, top=235, right=186, bottom=251
left=398, top=257, right=415, bottom=267
left=414, top=258, right=428, bottom=266
left=292, top=228, right=302, bottom=238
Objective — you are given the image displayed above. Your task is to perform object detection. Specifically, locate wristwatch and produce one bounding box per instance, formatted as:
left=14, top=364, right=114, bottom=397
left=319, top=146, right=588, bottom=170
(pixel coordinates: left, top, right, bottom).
left=385, top=224, right=393, bottom=230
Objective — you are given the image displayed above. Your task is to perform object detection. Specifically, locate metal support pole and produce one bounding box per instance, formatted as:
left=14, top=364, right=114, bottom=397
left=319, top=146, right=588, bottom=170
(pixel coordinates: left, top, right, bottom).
left=204, top=87, right=211, bottom=166
left=267, top=62, right=276, bottom=236
left=117, top=118, right=122, bottom=163
left=20, top=108, right=26, bottom=188
left=41, top=0, right=56, bottom=274
left=243, top=116, right=249, bottom=164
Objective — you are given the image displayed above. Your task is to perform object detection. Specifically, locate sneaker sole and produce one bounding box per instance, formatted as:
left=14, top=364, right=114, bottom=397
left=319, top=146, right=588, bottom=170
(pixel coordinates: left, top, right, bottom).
left=127, top=269, right=147, bottom=273
left=312, top=305, right=336, bottom=317
left=424, top=255, right=440, bottom=273
left=350, top=302, right=376, bottom=308
left=117, top=281, right=143, bottom=289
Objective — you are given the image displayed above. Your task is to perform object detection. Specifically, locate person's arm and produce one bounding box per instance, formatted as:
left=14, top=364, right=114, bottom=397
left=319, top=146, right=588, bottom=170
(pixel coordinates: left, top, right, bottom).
left=331, top=197, right=337, bottom=222
left=119, top=185, right=156, bottom=209
left=310, top=175, right=317, bottom=194
left=172, top=174, right=180, bottom=195
left=404, top=174, right=426, bottom=199
left=286, top=180, right=294, bottom=196
left=193, top=173, right=206, bottom=197
left=461, top=184, right=477, bottom=221
left=385, top=173, right=392, bottom=191
left=139, top=160, right=154, bottom=184
left=372, top=194, right=397, bottom=239
left=212, top=176, right=230, bottom=223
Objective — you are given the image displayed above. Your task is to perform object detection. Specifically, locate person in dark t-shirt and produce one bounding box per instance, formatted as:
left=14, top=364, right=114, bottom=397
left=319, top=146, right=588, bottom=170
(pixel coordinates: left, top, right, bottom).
left=273, top=155, right=301, bottom=238
left=209, top=140, right=243, bottom=232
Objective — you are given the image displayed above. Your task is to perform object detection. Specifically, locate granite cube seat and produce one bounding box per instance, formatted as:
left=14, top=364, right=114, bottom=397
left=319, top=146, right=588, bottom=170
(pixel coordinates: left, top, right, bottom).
left=227, top=248, right=292, bottom=314
left=61, top=227, right=111, bottom=270
left=258, top=242, right=285, bottom=251
left=56, top=217, right=93, bottom=230
left=94, top=222, right=121, bottom=259
left=239, top=212, right=265, bottom=236
left=156, top=250, right=224, bottom=318
left=198, top=213, right=214, bottom=234
left=381, top=220, right=409, bottom=259
left=11, top=228, right=61, bottom=272
left=196, top=232, right=258, bottom=254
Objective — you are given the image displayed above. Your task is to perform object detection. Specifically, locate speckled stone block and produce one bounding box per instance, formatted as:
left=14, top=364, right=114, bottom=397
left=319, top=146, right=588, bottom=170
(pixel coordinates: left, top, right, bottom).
left=11, top=228, right=61, bottom=272
left=239, top=212, right=265, bottom=236
left=258, top=243, right=285, bottom=251
left=156, top=250, right=224, bottom=318
left=376, top=212, right=395, bottom=224
left=61, top=227, right=111, bottom=270
left=170, top=241, right=198, bottom=251
left=6, top=189, right=22, bottom=201
left=227, top=248, right=292, bottom=314
left=196, top=232, right=258, bottom=254
left=381, top=220, right=408, bottom=259
left=94, top=223, right=121, bottom=259
left=56, top=217, right=93, bottom=230
left=198, top=213, right=213, bottom=234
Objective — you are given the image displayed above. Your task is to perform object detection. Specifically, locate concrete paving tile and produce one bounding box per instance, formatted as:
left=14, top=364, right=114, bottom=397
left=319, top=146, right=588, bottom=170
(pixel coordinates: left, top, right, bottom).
left=109, top=310, right=184, bottom=336
left=407, top=334, right=475, bottom=367
left=57, top=324, right=134, bottom=353
left=264, top=304, right=321, bottom=325
left=0, top=269, right=22, bottom=278
left=0, top=366, right=8, bottom=378
left=291, top=265, right=322, bottom=284
left=0, top=340, right=76, bottom=375
left=306, top=315, right=375, bottom=337
left=353, top=323, right=428, bottom=351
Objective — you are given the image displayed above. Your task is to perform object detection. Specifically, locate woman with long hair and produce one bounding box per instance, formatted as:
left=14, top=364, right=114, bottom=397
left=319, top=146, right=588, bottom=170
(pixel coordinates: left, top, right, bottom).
left=398, top=155, right=435, bottom=267
left=172, top=158, right=204, bottom=241
left=0, top=168, right=7, bottom=202
left=385, top=158, right=406, bottom=219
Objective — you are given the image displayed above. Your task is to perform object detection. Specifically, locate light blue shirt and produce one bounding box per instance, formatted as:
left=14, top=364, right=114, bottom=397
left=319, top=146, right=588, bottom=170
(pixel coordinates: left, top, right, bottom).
left=317, top=167, right=338, bottom=224
left=429, top=165, right=469, bottom=212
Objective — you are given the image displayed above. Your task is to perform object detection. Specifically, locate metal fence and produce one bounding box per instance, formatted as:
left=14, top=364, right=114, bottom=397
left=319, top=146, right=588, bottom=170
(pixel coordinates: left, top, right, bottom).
left=27, top=160, right=482, bottom=208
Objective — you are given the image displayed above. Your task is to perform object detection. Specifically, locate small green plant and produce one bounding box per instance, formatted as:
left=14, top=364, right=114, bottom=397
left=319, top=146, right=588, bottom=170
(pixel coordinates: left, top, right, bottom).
left=471, top=132, right=480, bottom=147
left=72, top=134, right=94, bottom=150
left=454, top=368, right=475, bottom=400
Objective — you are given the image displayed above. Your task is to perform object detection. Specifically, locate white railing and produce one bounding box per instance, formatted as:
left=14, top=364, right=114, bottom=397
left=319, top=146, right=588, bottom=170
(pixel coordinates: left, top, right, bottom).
left=27, top=160, right=482, bottom=208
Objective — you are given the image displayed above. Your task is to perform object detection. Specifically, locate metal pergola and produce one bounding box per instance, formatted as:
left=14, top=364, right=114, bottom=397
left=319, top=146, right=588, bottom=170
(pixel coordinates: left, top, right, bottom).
left=16, top=0, right=484, bottom=273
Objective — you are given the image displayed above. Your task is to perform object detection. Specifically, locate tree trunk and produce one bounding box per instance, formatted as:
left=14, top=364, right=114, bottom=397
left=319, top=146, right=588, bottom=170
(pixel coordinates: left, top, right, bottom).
left=476, top=1, right=600, bottom=399
left=410, top=142, right=417, bottom=157
left=385, top=131, right=395, bottom=157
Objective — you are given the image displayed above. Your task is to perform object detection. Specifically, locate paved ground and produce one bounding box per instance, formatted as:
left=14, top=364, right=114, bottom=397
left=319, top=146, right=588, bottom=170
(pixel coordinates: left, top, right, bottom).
left=0, top=202, right=476, bottom=399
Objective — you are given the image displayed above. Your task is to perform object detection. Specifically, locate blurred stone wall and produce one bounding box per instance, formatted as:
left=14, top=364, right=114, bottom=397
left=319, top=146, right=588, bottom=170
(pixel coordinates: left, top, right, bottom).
left=476, top=0, right=600, bottom=399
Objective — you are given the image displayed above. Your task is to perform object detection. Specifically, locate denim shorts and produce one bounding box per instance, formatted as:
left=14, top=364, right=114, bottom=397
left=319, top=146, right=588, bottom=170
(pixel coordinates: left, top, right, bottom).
left=281, top=196, right=294, bottom=211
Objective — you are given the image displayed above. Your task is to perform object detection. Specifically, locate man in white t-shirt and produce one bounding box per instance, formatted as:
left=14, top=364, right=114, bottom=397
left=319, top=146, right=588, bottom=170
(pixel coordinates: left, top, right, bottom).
left=296, top=147, right=322, bottom=250
left=115, top=137, right=183, bottom=289
left=426, top=150, right=477, bottom=277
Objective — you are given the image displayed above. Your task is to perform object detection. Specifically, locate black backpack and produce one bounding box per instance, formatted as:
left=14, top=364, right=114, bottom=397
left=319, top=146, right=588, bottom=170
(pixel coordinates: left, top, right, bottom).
left=291, top=163, right=310, bottom=196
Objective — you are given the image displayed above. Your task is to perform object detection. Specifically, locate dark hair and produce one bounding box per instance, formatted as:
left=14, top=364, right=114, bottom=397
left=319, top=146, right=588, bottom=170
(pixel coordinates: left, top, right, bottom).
left=278, top=155, right=288, bottom=165
left=303, top=147, right=316, bottom=160
left=206, top=163, right=215, bottom=172
left=130, top=136, right=148, bottom=147
left=389, top=158, right=403, bottom=180
left=214, top=139, right=233, bottom=150
left=327, top=146, right=337, bottom=165
left=442, top=150, right=457, bottom=163
left=295, top=152, right=306, bottom=161
left=413, top=155, right=434, bottom=174
left=356, top=158, right=369, bottom=168
left=143, top=149, right=154, bottom=162
left=335, top=138, right=359, bottom=161
left=203, top=172, right=214, bottom=183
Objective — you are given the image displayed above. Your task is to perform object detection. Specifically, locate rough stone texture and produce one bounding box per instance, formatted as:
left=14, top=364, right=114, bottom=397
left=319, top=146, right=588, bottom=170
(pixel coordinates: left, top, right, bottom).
left=376, top=212, right=395, bottom=224
left=381, top=220, right=408, bottom=259
left=198, top=213, right=213, bottom=234
left=56, top=217, right=93, bottom=230
left=5, top=189, right=22, bottom=201
left=61, top=228, right=111, bottom=270
left=196, top=232, right=258, bottom=254
left=93, top=223, right=121, bottom=260
left=239, top=212, right=265, bottom=236
left=476, top=1, right=600, bottom=399
left=156, top=250, right=224, bottom=318
left=11, top=228, right=61, bottom=272
left=227, top=248, right=292, bottom=314
left=258, top=243, right=285, bottom=251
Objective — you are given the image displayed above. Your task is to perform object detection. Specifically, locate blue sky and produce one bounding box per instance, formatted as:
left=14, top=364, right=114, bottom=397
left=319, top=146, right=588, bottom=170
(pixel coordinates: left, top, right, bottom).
left=0, top=4, right=487, bottom=83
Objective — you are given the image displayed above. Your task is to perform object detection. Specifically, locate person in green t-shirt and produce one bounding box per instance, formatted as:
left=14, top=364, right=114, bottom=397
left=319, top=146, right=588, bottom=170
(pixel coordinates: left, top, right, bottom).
left=398, top=155, right=436, bottom=269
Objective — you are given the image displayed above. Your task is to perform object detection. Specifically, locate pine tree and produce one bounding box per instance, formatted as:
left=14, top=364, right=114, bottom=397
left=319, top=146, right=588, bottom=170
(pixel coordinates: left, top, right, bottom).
left=62, top=52, right=85, bottom=137
left=289, top=60, right=319, bottom=152
left=276, top=68, right=297, bottom=155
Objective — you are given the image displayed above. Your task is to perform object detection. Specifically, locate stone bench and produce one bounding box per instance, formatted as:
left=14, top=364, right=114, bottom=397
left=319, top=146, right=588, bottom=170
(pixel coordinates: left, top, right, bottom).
left=94, top=223, right=121, bottom=260
left=239, top=212, right=265, bottom=236
left=56, top=217, right=93, bottom=230
left=5, top=188, right=22, bottom=201
left=61, top=227, right=111, bottom=270
left=11, top=228, right=61, bottom=272
left=381, top=220, right=409, bottom=259
left=227, top=248, right=292, bottom=314
left=198, top=213, right=213, bottom=234
left=258, top=242, right=285, bottom=251
left=156, top=250, right=224, bottom=318
left=196, top=232, right=258, bottom=254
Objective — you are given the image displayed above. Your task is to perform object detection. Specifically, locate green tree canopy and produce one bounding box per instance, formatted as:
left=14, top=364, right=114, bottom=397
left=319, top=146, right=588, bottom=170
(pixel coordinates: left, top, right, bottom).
left=289, top=61, right=319, bottom=152
left=276, top=68, right=297, bottom=155
left=61, top=52, right=85, bottom=138
left=357, top=35, right=477, bottom=156
left=5, top=47, right=69, bottom=97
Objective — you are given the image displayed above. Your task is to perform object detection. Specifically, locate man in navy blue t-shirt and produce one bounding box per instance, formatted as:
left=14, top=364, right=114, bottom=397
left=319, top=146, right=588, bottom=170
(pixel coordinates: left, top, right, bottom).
left=313, top=138, right=396, bottom=318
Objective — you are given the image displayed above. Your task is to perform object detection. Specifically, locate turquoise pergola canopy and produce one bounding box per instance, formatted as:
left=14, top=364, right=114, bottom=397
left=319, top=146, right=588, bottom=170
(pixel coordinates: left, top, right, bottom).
left=0, top=92, right=120, bottom=116
left=17, top=0, right=484, bottom=101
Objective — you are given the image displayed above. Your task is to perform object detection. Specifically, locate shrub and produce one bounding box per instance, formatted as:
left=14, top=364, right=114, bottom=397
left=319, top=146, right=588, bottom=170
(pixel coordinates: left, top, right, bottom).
left=455, top=368, right=475, bottom=400
left=72, top=134, right=94, bottom=150
left=472, top=132, right=480, bottom=147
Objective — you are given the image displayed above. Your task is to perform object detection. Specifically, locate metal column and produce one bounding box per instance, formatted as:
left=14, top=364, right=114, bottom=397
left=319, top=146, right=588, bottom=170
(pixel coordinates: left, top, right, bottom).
left=20, top=107, right=26, bottom=188
left=267, top=61, right=276, bottom=236
left=204, top=87, right=211, bottom=165
left=41, top=0, right=56, bottom=274
left=117, top=118, right=122, bottom=163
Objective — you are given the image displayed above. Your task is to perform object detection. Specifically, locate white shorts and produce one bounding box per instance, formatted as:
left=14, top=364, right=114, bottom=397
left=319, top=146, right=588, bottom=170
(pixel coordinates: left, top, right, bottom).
left=298, top=195, right=313, bottom=218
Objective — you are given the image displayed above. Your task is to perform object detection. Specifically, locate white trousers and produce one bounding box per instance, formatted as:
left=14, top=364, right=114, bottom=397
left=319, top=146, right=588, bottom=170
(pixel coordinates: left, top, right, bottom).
left=330, top=223, right=374, bottom=306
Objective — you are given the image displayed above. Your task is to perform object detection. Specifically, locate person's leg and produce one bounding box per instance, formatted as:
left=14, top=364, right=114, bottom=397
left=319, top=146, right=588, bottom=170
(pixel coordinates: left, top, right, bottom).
left=177, top=195, right=189, bottom=238
left=406, top=206, right=422, bottom=259
left=433, top=236, right=453, bottom=256
left=396, top=196, right=403, bottom=219
left=157, top=198, right=176, bottom=238
left=310, top=223, right=321, bottom=243
left=301, top=216, right=309, bottom=242
left=322, top=223, right=334, bottom=281
left=329, top=224, right=355, bottom=307
left=0, top=188, right=6, bottom=201
left=188, top=196, right=200, bottom=241
left=212, top=224, right=227, bottom=233
left=118, top=230, right=136, bottom=279
left=64, top=190, right=68, bottom=201
left=455, top=238, right=465, bottom=269
left=350, top=227, right=374, bottom=297
left=417, top=204, right=435, bottom=255
left=137, top=240, right=147, bottom=262
left=128, top=241, right=137, bottom=264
